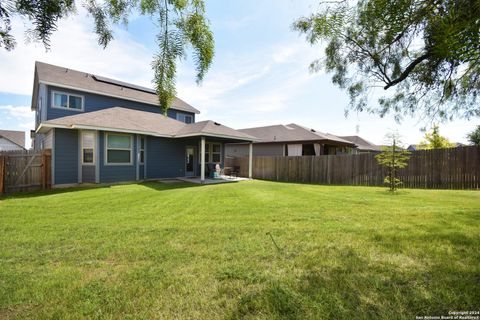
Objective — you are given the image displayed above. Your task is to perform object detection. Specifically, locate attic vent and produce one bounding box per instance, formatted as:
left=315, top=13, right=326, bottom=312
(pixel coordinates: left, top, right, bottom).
left=214, top=122, right=221, bottom=126
left=310, top=129, right=316, bottom=132
left=65, top=68, right=69, bottom=73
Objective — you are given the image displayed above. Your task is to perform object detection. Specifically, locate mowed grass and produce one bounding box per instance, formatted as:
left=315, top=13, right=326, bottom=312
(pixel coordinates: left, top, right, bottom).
left=0, top=180, right=479, bottom=319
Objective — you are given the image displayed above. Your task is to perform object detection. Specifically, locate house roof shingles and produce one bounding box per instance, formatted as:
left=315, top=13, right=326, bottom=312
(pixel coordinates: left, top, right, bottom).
left=238, top=124, right=355, bottom=146
left=39, top=107, right=255, bottom=141
left=0, top=130, right=25, bottom=148
left=32, top=61, right=200, bottom=114
left=339, top=135, right=380, bottom=151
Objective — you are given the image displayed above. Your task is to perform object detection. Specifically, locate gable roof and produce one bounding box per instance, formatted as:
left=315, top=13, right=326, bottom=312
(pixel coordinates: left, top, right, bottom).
left=339, top=135, right=380, bottom=151
left=0, top=130, right=25, bottom=149
left=238, top=123, right=355, bottom=146
left=31, top=61, right=200, bottom=114
left=37, top=107, right=255, bottom=142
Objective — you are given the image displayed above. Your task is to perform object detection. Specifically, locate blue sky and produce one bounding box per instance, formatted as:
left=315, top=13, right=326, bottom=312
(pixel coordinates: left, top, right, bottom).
left=0, top=0, right=478, bottom=147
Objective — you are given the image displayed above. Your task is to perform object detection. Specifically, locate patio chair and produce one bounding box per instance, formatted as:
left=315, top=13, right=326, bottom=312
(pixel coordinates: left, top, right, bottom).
left=230, top=166, right=240, bottom=178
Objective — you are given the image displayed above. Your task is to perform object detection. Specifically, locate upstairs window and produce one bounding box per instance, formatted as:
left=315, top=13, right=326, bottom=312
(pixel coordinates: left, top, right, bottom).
left=52, top=91, right=84, bottom=111
left=176, top=113, right=193, bottom=124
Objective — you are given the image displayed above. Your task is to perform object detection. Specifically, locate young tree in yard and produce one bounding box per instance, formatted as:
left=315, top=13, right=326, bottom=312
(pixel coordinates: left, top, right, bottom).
left=466, top=125, right=480, bottom=146
left=417, top=124, right=455, bottom=149
left=294, top=0, right=480, bottom=121
left=0, top=0, right=214, bottom=113
left=375, top=133, right=411, bottom=192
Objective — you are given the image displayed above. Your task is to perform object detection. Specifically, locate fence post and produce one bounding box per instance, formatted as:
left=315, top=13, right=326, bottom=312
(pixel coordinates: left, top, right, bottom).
left=0, top=155, right=5, bottom=194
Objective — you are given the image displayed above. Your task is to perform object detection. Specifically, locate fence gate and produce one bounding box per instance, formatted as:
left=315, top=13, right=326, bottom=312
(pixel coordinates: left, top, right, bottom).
left=0, top=149, right=51, bottom=194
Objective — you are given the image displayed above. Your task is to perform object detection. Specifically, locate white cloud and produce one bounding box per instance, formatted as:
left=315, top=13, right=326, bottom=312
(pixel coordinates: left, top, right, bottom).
left=0, top=8, right=154, bottom=96
left=0, top=105, right=34, bottom=118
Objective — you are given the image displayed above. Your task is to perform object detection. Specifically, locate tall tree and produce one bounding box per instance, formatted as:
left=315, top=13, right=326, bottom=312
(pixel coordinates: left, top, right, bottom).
left=294, top=0, right=480, bottom=121
left=375, top=133, right=411, bottom=192
left=466, top=125, right=480, bottom=146
left=417, top=124, right=455, bottom=149
left=0, top=0, right=214, bottom=113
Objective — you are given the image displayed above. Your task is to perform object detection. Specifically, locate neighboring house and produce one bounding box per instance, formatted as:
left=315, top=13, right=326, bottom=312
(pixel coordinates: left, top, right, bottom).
left=339, top=135, right=380, bottom=153
left=407, top=142, right=465, bottom=151
left=225, top=123, right=356, bottom=157
left=0, top=130, right=25, bottom=151
left=32, top=62, right=255, bottom=186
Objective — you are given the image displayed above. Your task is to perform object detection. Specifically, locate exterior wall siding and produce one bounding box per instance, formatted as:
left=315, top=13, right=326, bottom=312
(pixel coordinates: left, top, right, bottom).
left=146, top=137, right=187, bottom=179
left=82, top=166, right=96, bottom=183
left=98, top=131, right=138, bottom=183
left=45, top=85, right=195, bottom=122
left=43, top=130, right=53, bottom=149
left=225, top=143, right=284, bottom=157
left=54, top=128, right=78, bottom=185
left=0, top=137, right=23, bottom=151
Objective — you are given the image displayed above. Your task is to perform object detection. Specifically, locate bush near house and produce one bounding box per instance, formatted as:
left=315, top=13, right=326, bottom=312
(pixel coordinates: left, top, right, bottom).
left=0, top=181, right=479, bottom=319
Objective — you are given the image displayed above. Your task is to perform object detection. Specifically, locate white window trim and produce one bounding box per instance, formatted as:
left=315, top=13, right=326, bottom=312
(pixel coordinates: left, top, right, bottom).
left=201, top=142, right=222, bottom=163
left=105, top=132, right=133, bottom=166
left=51, top=90, right=85, bottom=112
left=139, top=136, right=145, bottom=165
left=211, top=142, right=221, bottom=163
left=81, top=131, right=96, bottom=165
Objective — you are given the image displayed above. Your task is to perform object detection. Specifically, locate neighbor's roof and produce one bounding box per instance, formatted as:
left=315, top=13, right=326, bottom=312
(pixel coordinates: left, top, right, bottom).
left=0, top=130, right=25, bottom=148
left=37, top=107, right=256, bottom=141
left=238, top=123, right=355, bottom=146
left=339, top=135, right=380, bottom=151
left=31, top=61, right=200, bottom=114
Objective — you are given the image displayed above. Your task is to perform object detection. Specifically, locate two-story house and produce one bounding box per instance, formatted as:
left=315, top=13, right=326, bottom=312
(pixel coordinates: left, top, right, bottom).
left=32, top=62, right=255, bottom=187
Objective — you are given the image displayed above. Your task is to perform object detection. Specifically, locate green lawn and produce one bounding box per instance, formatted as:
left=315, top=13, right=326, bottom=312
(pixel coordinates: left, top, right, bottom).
left=0, top=181, right=479, bottom=319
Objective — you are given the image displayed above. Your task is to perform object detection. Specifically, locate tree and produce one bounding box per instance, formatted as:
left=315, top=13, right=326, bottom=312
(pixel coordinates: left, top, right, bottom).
left=417, top=124, right=455, bottom=149
left=467, top=125, right=480, bottom=146
left=0, top=0, right=214, bottom=113
left=375, top=133, right=411, bottom=192
left=293, top=0, right=480, bottom=121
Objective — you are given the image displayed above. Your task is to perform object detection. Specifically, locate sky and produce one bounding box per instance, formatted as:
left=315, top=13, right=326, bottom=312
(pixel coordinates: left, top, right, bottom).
left=0, top=0, right=478, bottom=148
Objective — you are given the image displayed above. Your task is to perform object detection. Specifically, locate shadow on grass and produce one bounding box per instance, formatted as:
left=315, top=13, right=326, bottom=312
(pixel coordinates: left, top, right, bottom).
left=0, top=180, right=202, bottom=200
left=226, top=243, right=479, bottom=320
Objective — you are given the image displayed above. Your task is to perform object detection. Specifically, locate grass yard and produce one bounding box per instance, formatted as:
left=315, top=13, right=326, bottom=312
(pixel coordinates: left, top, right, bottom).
left=0, top=180, right=479, bottom=319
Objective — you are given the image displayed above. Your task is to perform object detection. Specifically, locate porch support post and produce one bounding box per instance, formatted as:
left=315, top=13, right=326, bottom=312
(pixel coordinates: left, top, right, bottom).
left=248, top=142, right=253, bottom=179
left=200, top=136, right=206, bottom=183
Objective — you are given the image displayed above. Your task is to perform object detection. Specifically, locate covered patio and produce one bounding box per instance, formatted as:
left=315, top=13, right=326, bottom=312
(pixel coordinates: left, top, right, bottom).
left=174, top=121, right=256, bottom=183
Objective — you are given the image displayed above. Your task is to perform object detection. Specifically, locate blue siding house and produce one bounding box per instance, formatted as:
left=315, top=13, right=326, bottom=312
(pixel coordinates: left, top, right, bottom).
left=32, top=62, right=254, bottom=186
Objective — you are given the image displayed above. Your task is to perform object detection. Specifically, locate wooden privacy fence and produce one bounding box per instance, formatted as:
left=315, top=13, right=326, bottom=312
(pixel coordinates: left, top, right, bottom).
left=0, top=149, right=51, bottom=194
left=230, top=146, right=480, bottom=189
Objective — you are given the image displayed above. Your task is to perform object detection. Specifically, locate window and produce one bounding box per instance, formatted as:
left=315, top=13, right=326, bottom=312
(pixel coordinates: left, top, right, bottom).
left=201, top=142, right=222, bottom=163
left=204, top=144, right=210, bottom=163
left=176, top=113, right=193, bottom=124
left=52, top=91, right=84, bottom=111
left=82, top=131, right=95, bottom=165
left=106, top=133, right=132, bottom=165
left=139, top=137, right=145, bottom=164
left=211, top=143, right=221, bottom=162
